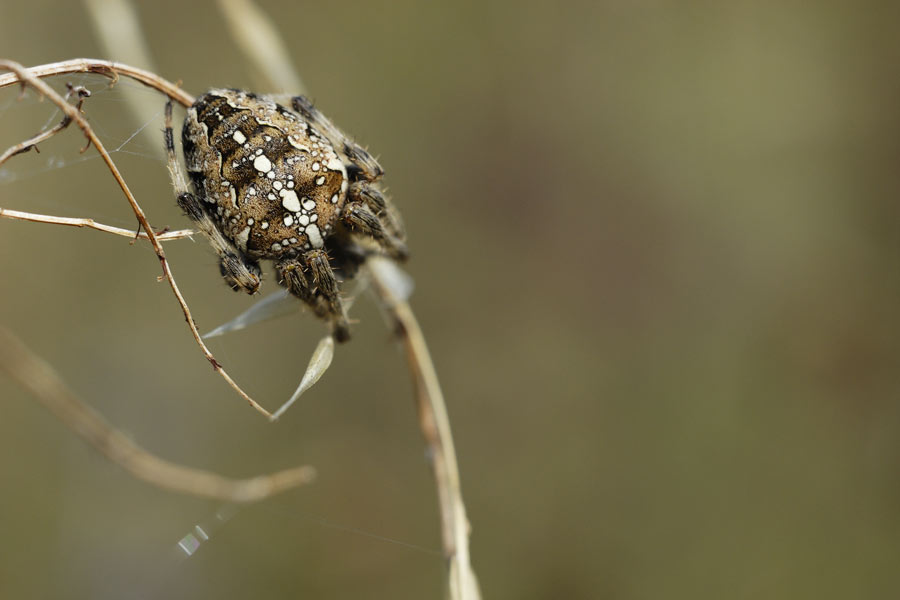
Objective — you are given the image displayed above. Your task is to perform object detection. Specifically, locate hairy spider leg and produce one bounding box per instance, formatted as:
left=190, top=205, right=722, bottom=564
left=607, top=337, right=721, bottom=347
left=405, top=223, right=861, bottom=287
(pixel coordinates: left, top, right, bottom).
left=276, top=251, right=350, bottom=342
left=346, top=180, right=406, bottom=244
left=165, top=100, right=261, bottom=293
left=341, top=200, right=408, bottom=261
left=291, top=95, right=384, bottom=180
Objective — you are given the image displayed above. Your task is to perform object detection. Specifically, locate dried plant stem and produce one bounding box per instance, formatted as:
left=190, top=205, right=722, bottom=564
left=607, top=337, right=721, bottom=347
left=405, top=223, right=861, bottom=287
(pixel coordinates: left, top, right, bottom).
left=215, top=0, right=307, bottom=95
left=0, top=326, right=315, bottom=502
left=369, top=270, right=479, bottom=599
left=0, top=59, right=272, bottom=418
left=0, top=58, right=193, bottom=106
left=0, top=207, right=195, bottom=241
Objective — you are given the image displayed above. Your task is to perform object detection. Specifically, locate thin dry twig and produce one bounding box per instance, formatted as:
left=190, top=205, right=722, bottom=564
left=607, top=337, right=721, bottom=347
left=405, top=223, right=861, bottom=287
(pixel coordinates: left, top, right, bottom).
left=0, top=325, right=315, bottom=502
left=0, top=59, right=273, bottom=418
left=0, top=207, right=195, bottom=241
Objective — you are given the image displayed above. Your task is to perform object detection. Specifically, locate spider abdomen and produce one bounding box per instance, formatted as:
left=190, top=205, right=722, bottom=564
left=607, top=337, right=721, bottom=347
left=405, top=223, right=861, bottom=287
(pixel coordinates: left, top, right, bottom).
left=172, top=86, right=405, bottom=340
left=182, top=89, right=348, bottom=260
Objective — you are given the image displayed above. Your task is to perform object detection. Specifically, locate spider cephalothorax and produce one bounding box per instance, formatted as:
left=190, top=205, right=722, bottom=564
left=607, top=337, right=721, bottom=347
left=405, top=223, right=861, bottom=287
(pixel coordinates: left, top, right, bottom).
left=165, top=89, right=407, bottom=342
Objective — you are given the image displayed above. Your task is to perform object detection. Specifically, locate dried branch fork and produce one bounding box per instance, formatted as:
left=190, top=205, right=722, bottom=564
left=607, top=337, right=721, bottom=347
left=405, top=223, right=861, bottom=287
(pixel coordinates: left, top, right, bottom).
left=0, top=326, right=315, bottom=502
left=0, top=59, right=272, bottom=418
left=0, top=83, right=91, bottom=165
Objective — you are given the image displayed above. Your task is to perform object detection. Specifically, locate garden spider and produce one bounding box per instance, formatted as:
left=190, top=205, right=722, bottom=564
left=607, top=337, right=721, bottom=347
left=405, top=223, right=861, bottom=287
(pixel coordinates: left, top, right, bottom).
left=167, top=89, right=408, bottom=342
left=0, top=60, right=411, bottom=416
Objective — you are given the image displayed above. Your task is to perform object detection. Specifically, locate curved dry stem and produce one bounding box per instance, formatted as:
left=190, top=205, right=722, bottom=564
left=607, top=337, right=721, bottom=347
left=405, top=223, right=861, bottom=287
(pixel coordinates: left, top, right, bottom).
left=0, top=58, right=193, bottom=106
left=0, top=326, right=315, bottom=503
left=0, top=59, right=277, bottom=418
left=369, top=266, right=479, bottom=599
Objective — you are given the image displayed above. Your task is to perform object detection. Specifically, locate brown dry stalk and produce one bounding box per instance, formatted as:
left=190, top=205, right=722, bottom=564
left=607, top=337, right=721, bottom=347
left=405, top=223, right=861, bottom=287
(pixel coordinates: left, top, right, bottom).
left=0, top=325, right=315, bottom=502
left=0, top=207, right=195, bottom=241
left=0, top=58, right=193, bottom=106
left=369, top=269, right=479, bottom=599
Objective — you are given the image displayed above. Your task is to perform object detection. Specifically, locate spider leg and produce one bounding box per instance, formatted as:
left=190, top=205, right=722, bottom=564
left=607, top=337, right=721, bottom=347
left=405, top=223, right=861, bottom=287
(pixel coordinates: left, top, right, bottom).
left=341, top=199, right=409, bottom=261
left=276, top=250, right=350, bottom=342
left=347, top=180, right=406, bottom=243
left=291, top=95, right=384, bottom=181
left=289, top=96, right=408, bottom=260
left=165, top=100, right=261, bottom=294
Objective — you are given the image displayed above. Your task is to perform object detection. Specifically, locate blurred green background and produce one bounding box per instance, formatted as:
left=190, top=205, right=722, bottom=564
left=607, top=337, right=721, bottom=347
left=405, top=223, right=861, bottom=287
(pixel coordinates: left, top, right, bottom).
left=2, top=1, right=900, bottom=598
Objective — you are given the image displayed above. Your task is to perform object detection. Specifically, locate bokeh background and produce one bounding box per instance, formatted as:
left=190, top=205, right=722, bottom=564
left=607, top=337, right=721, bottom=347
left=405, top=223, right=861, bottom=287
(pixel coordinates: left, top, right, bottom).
left=2, top=1, right=900, bottom=598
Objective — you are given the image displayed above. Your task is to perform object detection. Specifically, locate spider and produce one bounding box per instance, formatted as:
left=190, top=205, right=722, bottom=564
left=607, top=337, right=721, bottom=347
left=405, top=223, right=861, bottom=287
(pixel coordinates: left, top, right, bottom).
left=165, top=89, right=408, bottom=343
